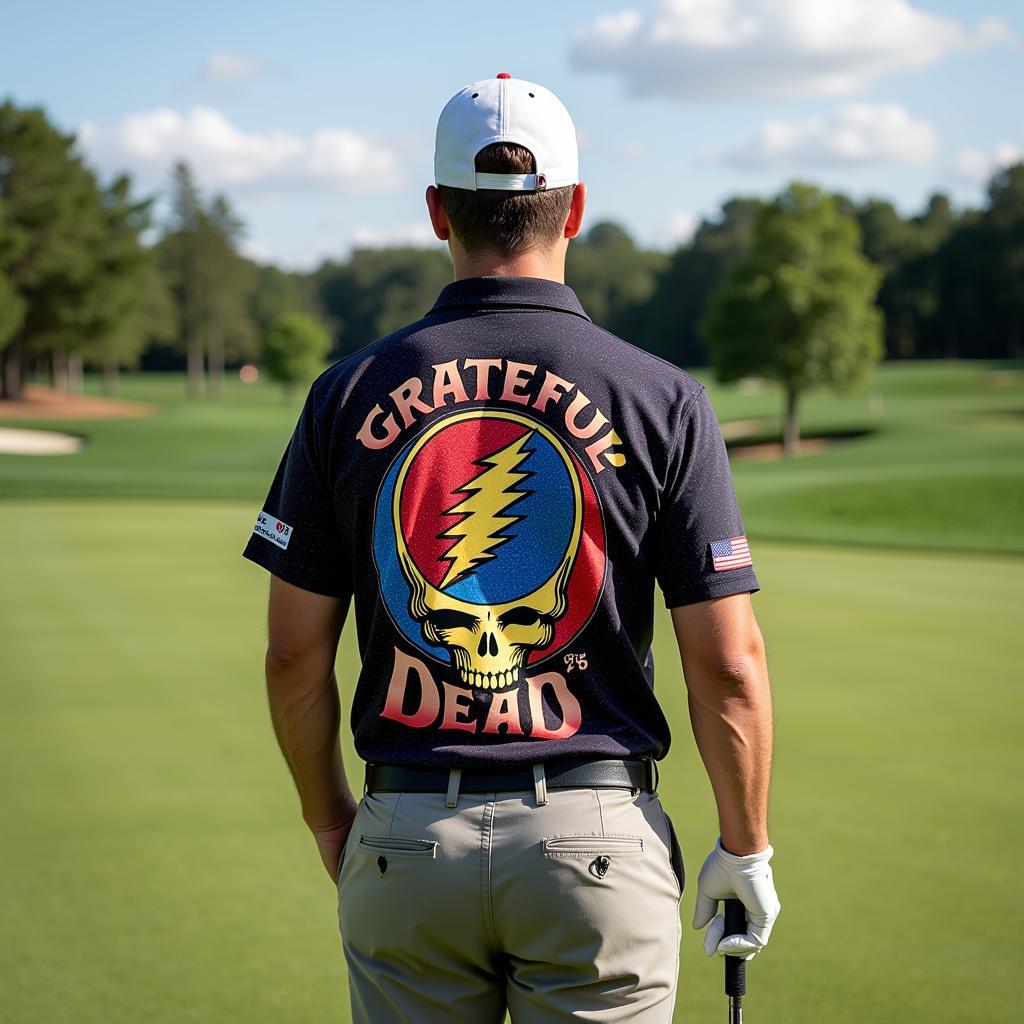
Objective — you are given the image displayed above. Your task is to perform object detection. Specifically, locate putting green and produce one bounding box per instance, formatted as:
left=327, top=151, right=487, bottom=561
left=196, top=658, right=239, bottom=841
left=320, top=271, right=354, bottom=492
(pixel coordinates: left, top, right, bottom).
left=1, top=501, right=1020, bottom=1023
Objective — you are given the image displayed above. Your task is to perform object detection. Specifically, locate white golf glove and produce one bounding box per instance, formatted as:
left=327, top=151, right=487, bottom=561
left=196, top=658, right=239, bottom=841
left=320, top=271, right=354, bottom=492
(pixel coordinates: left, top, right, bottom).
left=692, top=837, right=781, bottom=960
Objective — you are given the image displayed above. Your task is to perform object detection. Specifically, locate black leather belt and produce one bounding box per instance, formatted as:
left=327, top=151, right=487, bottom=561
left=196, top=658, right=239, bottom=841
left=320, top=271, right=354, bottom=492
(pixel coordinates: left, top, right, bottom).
left=365, top=757, right=659, bottom=795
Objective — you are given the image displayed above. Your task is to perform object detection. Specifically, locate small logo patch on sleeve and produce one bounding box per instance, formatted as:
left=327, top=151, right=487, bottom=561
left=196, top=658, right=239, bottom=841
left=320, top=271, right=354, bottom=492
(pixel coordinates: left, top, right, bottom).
left=253, top=511, right=293, bottom=551
left=710, top=535, right=752, bottom=571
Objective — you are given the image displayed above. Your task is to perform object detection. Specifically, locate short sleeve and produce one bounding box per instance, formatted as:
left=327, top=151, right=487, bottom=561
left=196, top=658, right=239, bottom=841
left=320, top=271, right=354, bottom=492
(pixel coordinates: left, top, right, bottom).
left=652, top=385, right=760, bottom=608
left=242, top=385, right=351, bottom=599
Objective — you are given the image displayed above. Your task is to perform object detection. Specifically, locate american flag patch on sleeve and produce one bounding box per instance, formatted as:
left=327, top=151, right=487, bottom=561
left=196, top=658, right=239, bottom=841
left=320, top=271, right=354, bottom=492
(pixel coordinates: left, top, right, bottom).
left=710, top=536, right=752, bottom=571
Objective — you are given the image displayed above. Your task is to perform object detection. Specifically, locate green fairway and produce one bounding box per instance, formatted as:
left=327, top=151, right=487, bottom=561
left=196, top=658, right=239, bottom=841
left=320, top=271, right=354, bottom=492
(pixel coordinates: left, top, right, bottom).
left=1, top=362, right=1022, bottom=554
left=1, top=501, right=1021, bottom=1023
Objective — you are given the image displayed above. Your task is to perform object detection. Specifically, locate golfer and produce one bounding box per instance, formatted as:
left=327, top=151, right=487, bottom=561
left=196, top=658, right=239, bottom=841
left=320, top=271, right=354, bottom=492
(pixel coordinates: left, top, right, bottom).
left=244, top=73, right=780, bottom=1023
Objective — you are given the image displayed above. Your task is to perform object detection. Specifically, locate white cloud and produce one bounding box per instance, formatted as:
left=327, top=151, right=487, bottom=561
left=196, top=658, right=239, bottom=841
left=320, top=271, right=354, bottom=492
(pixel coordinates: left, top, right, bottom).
left=641, top=209, right=700, bottom=251
left=201, top=51, right=267, bottom=81
left=238, top=239, right=277, bottom=264
left=952, top=142, right=1022, bottom=186
left=663, top=209, right=699, bottom=247
left=716, top=103, right=938, bottom=169
left=239, top=222, right=446, bottom=272
left=240, top=236, right=347, bottom=271
left=350, top=222, right=445, bottom=249
left=571, top=0, right=1014, bottom=101
left=77, top=106, right=402, bottom=194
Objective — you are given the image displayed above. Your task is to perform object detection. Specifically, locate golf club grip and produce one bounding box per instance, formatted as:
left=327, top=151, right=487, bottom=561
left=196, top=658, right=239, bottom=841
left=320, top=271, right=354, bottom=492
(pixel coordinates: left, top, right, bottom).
left=724, top=899, right=747, bottom=997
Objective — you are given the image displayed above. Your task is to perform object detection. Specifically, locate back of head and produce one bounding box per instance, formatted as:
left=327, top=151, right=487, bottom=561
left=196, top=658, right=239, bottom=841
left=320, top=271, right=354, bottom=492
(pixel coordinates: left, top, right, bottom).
left=433, top=75, right=579, bottom=259
left=439, top=144, right=574, bottom=258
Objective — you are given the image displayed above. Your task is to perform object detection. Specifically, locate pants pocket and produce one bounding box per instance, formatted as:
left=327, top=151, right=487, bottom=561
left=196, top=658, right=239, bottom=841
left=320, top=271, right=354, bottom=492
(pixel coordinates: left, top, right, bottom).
left=542, top=834, right=645, bottom=884
left=542, top=834, right=644, bottom=858
left=358, top=836, right=438, bottom=857
left=339, top=834, right=442, bottom=943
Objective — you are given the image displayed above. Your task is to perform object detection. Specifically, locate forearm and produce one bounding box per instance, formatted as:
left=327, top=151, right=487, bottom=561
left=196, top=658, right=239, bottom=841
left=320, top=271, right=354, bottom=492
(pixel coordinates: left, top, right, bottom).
left=685, top=650, right=773, bottom=856
left=265, top=654, right=357, bottom=829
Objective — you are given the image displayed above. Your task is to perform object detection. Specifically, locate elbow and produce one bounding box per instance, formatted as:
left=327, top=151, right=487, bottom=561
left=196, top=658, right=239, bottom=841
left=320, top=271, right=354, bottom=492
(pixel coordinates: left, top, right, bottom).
left=265, top=645, right=307, bottom=673
left=702, top=624, right=768, bottom=691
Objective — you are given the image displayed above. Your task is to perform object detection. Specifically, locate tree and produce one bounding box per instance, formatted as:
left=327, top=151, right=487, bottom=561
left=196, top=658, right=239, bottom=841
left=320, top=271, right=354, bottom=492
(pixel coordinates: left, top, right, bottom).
left=565, top=221, right=666, bottom=336
left=161, top=162, right=206, bottom=396
left=204, top=194, right=256, bottom=396
left=76, top=175, right=159, bottom=394
left=638, top=198, right=763, bottom=366
left=852, top=193, right=958, bottom=359
left=702, top=183, right=883, bottom=455
left=160, top=163, right=256, bottom=397
left=94, top=257, right=177, bottom=394
left=929, top=164, right=1024, bottom=360
left=0, top=199, right=26, bottom=357
left=982, top=164, right=1024, bottom=359
left=0, top=101, right=107, bottom=400
left=263, top=313, right=331, bottom=397
left=315, top=247, right=452, bottom=359
left=250, top=262, right=319, bottom=341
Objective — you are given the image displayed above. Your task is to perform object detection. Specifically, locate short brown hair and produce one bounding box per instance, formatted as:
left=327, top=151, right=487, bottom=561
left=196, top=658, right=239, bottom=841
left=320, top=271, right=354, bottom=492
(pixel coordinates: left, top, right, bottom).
left=438, top=143, right=575, bottom=258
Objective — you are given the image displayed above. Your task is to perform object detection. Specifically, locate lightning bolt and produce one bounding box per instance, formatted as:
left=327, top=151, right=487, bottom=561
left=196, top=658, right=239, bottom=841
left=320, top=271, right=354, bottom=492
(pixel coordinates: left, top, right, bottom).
left=438, top=431, right=535, bottom=589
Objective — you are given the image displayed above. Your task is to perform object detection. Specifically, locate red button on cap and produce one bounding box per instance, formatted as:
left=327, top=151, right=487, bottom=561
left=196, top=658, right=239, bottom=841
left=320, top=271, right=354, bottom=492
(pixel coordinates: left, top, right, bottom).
left=496, top=72, right=511, bottom=79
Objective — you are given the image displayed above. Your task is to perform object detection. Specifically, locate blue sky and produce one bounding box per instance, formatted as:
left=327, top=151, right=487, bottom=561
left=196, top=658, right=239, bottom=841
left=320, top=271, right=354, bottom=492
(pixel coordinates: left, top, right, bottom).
left=4, top=0, right=1021, bottom=268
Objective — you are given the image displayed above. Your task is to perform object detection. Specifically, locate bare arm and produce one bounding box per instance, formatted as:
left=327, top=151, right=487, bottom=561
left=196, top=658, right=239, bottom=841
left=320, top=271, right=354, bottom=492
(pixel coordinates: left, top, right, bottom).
left=670, top=592, right=773, bottom=855
left=265, top=574, right=358, bottom=880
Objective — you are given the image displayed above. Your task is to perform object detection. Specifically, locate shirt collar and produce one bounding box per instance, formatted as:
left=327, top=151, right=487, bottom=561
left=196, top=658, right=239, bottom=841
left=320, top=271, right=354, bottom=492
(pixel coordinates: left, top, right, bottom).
left=428, top=276, right=591, bottom=322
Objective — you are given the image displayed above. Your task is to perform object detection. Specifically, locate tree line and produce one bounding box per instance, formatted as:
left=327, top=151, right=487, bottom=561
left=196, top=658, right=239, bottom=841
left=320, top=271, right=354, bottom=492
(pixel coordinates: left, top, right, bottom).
left=2, top=98, right=1022, bottom=406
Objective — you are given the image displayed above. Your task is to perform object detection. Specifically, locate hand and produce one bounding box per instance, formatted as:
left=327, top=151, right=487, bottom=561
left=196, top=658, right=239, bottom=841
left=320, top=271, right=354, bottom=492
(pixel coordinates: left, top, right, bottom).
left=308, top=803, right=358, bottom=884
left=692, top=837, right=781, bottom=960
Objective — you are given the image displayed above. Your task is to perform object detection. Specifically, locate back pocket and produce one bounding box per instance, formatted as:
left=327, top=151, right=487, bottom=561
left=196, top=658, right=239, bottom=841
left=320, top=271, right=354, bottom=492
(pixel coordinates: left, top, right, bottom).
left=358, top=836, right=438, bottom=858
left=543, top=835, right=644, bottom=858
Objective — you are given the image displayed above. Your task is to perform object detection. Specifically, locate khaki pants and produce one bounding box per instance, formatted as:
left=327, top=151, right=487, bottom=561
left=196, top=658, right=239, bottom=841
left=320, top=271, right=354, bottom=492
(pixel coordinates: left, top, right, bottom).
left=336, top=782, right=685, bottom=1023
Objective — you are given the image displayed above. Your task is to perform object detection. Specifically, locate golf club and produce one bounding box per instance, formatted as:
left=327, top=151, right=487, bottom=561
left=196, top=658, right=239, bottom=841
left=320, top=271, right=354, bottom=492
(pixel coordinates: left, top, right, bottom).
left=724, top=898, right=747, bottom=1024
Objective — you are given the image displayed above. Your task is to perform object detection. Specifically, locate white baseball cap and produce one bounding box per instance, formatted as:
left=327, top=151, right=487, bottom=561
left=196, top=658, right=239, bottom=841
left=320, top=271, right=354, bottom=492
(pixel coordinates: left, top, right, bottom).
left=434, top=73, right=579, bottom=192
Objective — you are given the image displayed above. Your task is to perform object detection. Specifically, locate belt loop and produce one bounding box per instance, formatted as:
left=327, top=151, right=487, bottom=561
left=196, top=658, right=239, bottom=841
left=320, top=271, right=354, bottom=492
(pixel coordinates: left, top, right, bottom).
left=645, top=757, right=658, bottom=793
left=445, top=767, right=462, bottom=809
left=532, top=763, right=548, bottom=806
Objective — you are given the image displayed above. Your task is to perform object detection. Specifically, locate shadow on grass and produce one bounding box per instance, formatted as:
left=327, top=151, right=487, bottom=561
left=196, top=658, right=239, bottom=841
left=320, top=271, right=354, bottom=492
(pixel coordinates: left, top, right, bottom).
left=725, top=426, right=877, bottom=461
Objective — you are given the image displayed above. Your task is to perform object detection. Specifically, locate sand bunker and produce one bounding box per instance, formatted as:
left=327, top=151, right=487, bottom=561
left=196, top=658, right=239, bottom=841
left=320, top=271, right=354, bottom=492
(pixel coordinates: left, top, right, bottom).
left=0, top=427, right=84, bottom=455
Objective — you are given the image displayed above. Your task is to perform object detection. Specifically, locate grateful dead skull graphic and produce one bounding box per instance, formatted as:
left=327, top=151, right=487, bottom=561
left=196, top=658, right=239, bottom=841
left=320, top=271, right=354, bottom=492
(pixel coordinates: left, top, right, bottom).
left=372, top=409, right=607, bottom=692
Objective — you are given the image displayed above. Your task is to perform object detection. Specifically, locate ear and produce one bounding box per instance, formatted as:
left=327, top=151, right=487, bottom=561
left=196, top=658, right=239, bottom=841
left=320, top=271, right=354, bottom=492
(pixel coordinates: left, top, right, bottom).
left=563, top=182, right=587, bottom=239
left=425, top=185, right=450, bottom=241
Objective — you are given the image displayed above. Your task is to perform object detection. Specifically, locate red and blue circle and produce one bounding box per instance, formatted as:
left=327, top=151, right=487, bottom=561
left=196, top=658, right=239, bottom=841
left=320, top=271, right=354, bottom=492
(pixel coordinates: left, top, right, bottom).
left=372, top=409, right=606, bottom=666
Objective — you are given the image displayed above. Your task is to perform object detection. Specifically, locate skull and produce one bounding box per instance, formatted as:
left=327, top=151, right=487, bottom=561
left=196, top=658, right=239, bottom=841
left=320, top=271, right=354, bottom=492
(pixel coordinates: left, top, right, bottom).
left=398, top=549, right=573, bottom=690
left=391, top=414, right=584, bottom=691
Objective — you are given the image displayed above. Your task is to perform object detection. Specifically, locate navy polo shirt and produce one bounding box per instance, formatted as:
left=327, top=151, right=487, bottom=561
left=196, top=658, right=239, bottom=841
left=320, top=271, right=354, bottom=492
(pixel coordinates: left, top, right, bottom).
left=243, top=275, right=758, bottom=767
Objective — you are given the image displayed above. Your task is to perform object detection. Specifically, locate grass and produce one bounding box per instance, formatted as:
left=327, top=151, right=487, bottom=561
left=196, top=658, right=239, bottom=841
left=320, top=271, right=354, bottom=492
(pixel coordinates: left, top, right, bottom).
left=1, top=501, right=1020, bottom=1023
left=1, top=364, right=1021, bottom=1022
left=703, top=362, right=1024, bottom=556
left=0, top=374, right=300, bottom=501
left=1, top=362, right=1021, bottom=554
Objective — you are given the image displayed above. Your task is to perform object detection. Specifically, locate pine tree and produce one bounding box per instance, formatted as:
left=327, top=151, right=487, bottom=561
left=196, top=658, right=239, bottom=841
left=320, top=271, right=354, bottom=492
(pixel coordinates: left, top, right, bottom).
left=160, top=163, right=256, bottom=397
left=0, top=101, right=106, bottom=400
left=73, top=175, right=160, bottom=393
left=0, top=199, right=26, bottom=360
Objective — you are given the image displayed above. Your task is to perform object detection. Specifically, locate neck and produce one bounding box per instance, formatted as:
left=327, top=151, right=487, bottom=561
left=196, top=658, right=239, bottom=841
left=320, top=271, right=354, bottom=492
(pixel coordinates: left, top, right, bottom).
left=450, top=244, right=567, bottom=284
